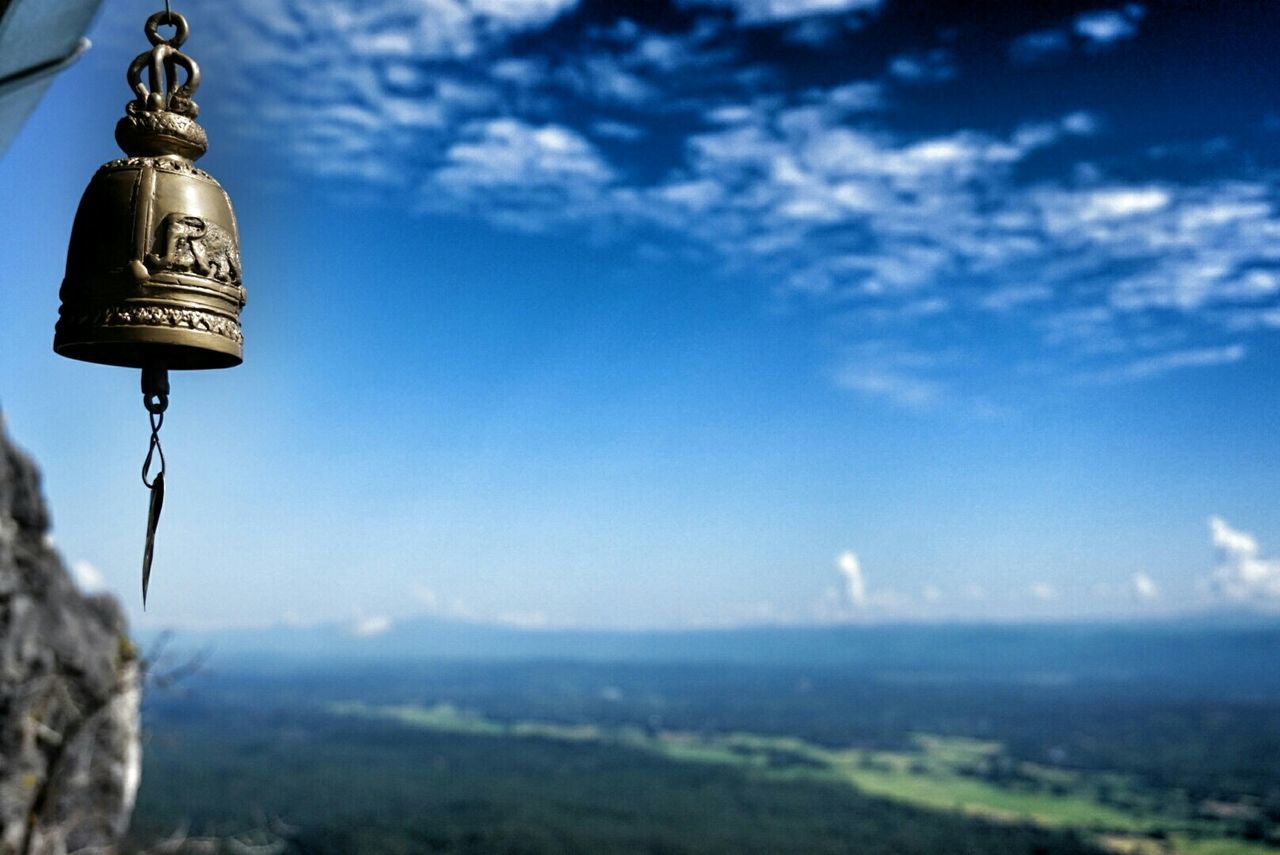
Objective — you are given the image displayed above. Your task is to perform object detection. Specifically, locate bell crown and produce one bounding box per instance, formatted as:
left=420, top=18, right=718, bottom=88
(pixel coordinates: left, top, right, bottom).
left=115, top=11, right=208, bottom=160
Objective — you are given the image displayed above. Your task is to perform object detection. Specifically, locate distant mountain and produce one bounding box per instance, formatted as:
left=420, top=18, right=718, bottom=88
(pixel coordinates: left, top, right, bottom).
left=138, top=613, right=1280, bottom=699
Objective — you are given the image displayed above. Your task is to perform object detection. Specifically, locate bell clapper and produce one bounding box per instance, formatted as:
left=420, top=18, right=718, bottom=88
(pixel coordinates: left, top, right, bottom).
left=140, top=364, right=169, bottom=608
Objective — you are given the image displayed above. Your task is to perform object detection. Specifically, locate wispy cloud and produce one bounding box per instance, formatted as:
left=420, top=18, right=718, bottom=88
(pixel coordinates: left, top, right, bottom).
left=1010, top=4, right=1145, bottom=63
left=888, top=48, right=956, bottom=84
left=836, top=366, right=942, bottom=409
left=182, top=1, right=1280, bottom=408
left=1208, top=516, right=1280, bottom=603
left=834, top=343, right=949, bottom=409
left=1009, top=29, right=1070, bottom=65
left=684, top=0, right=883, bottom=25
left=432, top=118, right=614, bottom=230
left=1086, top=344, right=1246, bottom=384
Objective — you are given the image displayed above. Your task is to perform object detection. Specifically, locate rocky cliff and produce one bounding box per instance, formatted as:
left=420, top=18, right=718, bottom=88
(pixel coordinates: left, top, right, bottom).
left=0, top=416, right=140, bottom=855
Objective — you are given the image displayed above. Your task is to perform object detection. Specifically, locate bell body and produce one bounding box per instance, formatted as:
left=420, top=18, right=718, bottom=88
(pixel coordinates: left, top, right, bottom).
left=54, top=12, right=245, bottom=372
left=55, top=153, right=245, bottom=369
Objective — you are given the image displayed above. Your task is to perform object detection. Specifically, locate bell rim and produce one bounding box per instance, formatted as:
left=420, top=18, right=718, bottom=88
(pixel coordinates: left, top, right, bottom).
left=53, top=325, right=243, bottom=370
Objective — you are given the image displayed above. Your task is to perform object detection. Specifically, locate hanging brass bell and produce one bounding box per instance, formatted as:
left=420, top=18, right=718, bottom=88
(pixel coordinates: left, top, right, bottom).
left=53, top=8, right=245, bottom=606
left=54, top=10, right=245, bottom=370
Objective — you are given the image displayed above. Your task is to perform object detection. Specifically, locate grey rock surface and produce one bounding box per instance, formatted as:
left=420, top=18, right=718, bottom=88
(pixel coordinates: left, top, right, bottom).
left=0, top=415, right=140, bottom=855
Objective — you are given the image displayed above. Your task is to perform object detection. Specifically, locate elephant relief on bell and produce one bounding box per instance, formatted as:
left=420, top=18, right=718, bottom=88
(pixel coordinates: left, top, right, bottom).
left=146, top=212, right=241, bottom=286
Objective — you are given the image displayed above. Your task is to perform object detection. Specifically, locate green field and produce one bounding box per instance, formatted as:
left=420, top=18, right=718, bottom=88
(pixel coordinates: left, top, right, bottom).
left=125, top=651, right=1280, bottom=853
left=329, top=701, right=1272, bottom=855
left=126, top=703, right=1106, bottom=854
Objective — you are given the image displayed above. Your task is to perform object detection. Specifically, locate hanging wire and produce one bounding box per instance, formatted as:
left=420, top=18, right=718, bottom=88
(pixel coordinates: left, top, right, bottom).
left=141, top=409, right=166, bottom=488
left=141, top=365, right=168, bottom=488
left=165, top=0, right=172, bottom=18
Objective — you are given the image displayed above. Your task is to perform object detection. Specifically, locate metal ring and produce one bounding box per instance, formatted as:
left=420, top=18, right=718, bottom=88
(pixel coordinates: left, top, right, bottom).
left=142, top=435, right=166, bottom=488
left=144, top=393, right=169, bottom=415
left=145, top=11, right=188, bottom=47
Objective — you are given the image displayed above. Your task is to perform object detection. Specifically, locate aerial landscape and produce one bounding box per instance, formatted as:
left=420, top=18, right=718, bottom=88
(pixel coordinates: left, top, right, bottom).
left=124, top=621, right=1280, bottom=853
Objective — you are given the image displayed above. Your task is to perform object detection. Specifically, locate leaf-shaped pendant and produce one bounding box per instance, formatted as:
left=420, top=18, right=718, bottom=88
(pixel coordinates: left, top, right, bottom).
left=143, top=471, right=164, bottom=608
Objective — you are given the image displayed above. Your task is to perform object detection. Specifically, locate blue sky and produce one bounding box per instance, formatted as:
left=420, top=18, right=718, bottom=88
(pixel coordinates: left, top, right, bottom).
left=2, top=0, right=1280, bottom=632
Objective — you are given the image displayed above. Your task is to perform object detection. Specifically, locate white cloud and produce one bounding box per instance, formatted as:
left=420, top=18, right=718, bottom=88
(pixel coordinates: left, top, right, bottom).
left=922, top=584, right=942, bottom=603
left=186, top=1, right=1280, bottom=403
left=1131, top=572, right=1159, bottom=601
left=497, top=611, right=550, bottom=628
left=1095, top=344, right=1246, bottom=383
left=469, top=0, right=577, bottom=28
left=1074, top=6, right=1143, bottom=47
left=408, top=585, right=487, bottom=621
left=1208, top=516, right=1280, bottom=602
left=824, top=81, right=885, bottom=112
left=556, top=56, right=658, bottom=106
left=432, top=119, right=614, bottom=229
left=1131, top=573, right=1162, bottom=601
left=350, top=614, right=394, bottom=638
left=1079, top=187, right=1170, bottom=220
left=1009, top=5, right=1143, bottom=64
left=888, top=49, right=956, bottom=84
left=1030, top=582, right=1058, bottom=601
left=981, top=285, right=1054, bottom=312
left=686, top=0, right=883, bottom=25
left=440, top=119, right=611, bottom=187
left=664, top=107, right=1075, bottom=318
left=836, top=550, right=867, bottom=607
left=592, top=120, right=644, bottom=141
left=239, top=0, right=577, bottom=62
left=411, top=584, right=441, bottom=610
left=71, top=560, right=105, bottom=593
left=1031, top=179, right=1280, bottom=330
left=1061, top=111, right=1100, bottom=135
left=836, top=365, right=942, bottom=409
left=1009, top=29, right=1070, bottom=64
left=1211, top=516, right=1258, bottom=556
left=830, top=342, right=986, bottom=411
